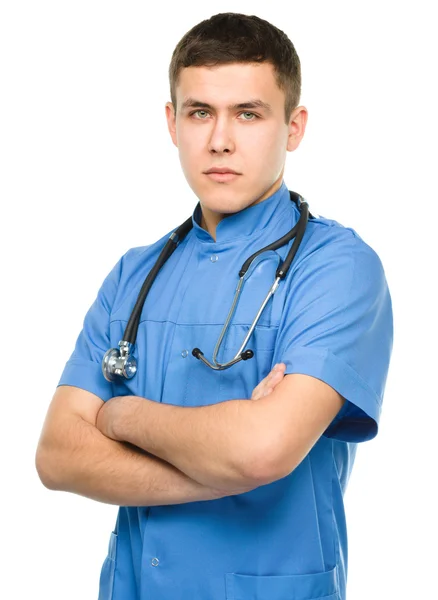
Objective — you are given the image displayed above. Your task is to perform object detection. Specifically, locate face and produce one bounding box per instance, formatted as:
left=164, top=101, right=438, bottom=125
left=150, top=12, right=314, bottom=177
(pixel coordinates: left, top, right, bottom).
left=165, top=62, right=307, bottom=227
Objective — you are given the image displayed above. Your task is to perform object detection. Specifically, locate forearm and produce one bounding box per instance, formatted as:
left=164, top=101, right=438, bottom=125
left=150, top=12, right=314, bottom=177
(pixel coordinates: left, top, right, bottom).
left=114, top=396, right=272, bottom=491
left=36, top=417, right=252, bottom=506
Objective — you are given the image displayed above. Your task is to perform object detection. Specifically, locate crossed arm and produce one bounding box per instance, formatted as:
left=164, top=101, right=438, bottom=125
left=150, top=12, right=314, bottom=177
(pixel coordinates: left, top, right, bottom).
left=36, top=363, right=344, bottom=504
left=35, top=364, right=290, bottom=505
left=95, top=364, right=345, bottom=492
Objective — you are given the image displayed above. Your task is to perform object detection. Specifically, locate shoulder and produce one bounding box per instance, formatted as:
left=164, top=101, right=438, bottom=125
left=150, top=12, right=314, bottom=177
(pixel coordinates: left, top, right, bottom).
left=117, top=222, right=183, bottom=280
left=108, top=224, right=185, bottom=316
left=120, top=231, right=172, bottom=270
left=296, top=211, right=386, bottom=283
left=280, top=209, right=390, bottom=323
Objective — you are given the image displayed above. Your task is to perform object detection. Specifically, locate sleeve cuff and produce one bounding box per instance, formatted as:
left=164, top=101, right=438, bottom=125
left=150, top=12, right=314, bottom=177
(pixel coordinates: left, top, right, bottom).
left=280, top=346, right=382, bottom=443
left=57, top=358, right=113, bottom=402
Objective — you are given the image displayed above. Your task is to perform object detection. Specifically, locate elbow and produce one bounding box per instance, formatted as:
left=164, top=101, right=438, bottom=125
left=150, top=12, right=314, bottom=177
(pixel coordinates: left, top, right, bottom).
left=237, top=436, right=286, bottom=489
left=35, top=444, right=62, bottom=491
left=205, top=451, right=267, bottom=494
left=243, top=457, right=288, bottom=488
left=241, top=461, right=282, bottom=489
left=239, top=424, right=299, bottom=487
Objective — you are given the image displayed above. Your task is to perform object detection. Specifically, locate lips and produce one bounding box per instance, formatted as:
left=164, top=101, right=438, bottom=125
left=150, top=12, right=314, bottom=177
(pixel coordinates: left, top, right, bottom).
left=204, top=167, right=240, bottom=175
left=204, top=169, right=241, bottom=183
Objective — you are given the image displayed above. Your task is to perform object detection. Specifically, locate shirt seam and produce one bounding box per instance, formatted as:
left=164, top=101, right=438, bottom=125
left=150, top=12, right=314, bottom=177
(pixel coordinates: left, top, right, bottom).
left=109, top=318, right=278, bottom=328
left=308, top=451, right=326, bottom=570
left=331, top=442, right=339, bottom=583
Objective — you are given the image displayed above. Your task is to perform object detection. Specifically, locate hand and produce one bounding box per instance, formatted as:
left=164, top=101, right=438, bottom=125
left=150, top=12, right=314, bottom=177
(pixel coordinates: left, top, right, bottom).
left=251, top=363, right=286, bottom=400
left=96, top=396, right=132, bottom=441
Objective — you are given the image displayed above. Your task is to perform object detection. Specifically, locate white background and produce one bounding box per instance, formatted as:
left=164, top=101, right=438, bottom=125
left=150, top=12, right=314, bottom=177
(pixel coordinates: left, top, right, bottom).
left=1, top=1, right=436, bottom=598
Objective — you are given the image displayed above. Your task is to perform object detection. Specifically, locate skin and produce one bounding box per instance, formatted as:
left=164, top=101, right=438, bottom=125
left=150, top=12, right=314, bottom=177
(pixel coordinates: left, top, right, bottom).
left=96, top=363, right=287, bottom=440
left=165, top=62, right=308, bottom=240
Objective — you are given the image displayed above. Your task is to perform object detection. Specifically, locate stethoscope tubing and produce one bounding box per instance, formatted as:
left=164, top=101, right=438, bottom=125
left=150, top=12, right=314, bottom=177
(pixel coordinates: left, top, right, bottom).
left=193, top=198, right=310, bottom=369
left=102, top=191, right=314, bottom=380
left=124, top=216, right=193, bottom=344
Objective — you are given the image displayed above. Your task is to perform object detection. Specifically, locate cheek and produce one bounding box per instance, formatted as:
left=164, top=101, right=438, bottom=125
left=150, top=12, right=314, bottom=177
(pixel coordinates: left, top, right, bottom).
left=176, top=127, right=207, bottom=185
left=242, top=125, right=287, bottom=167
left=177, top=124, right=205, bottom=156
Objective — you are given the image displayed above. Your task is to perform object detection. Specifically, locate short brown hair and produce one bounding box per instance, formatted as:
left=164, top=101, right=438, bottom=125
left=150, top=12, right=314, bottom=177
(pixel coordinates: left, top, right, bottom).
left=168, top=12, right=301, bottom=124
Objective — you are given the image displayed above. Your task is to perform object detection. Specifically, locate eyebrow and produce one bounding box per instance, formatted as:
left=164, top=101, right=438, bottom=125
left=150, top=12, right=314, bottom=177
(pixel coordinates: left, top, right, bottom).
left=180, top=98, right=273, bottom=114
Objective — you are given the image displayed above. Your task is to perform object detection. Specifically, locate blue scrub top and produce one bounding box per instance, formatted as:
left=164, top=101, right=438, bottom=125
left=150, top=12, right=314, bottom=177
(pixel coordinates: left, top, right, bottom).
left=58, top=181, right=393, bottom=600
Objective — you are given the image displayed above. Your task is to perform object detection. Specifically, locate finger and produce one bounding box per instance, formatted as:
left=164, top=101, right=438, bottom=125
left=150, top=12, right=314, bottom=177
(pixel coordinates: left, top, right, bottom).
left=267, top=367, right=285, bottom=385
left=251, top=374, right=270, bottom=399
left=263, top=373, right=284, bottom=395
left=252, top=370, right=276, bottom=396
left=251, top=373, right=283, bottom=400
left=260, top=366, right=286, bottom=396
left=251, top=387, right=263, bottom=401
left=251, top=366, right=285, bottom=400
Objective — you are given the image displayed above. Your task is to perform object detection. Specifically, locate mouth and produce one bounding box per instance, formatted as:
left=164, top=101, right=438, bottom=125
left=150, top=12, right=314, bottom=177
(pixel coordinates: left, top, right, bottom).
left=204, top=167, right=241, bottom=183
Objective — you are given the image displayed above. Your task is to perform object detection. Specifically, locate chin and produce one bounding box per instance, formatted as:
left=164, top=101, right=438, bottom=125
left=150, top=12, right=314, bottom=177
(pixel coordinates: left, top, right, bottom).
left=200, top=194, right=249, bottom=215
left=196, top=181, right=250, bottom=212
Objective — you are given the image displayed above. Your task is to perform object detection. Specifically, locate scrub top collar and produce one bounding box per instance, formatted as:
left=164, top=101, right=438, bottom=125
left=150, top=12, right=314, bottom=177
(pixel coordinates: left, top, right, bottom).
left=191, top=180, right=295, bottom=244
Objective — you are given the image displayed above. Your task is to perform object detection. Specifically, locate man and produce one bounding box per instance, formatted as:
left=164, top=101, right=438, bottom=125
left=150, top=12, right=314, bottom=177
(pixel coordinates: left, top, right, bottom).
left=35, top=12, right=393, bottom=600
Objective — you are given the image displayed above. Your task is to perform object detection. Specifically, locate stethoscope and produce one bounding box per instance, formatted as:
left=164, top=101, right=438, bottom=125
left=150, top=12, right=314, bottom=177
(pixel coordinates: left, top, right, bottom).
left=102, top=190, right=314, bottom=381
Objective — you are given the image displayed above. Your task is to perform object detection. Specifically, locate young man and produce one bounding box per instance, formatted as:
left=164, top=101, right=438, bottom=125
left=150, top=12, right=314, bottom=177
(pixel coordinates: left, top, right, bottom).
left=35, top=12, right=393, bottom=600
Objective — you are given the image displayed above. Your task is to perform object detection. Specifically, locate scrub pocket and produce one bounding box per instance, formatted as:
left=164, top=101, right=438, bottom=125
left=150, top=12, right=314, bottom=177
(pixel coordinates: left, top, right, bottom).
left=98, top=531, right=118, bottom=600
left=225, top=564, right=339, bottom=600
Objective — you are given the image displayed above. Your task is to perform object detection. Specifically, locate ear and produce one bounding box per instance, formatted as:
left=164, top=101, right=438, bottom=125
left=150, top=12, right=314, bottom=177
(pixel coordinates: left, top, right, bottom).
left=286, top=106, right=308, bottom=152
left=165, top=102, right=178, bottom=147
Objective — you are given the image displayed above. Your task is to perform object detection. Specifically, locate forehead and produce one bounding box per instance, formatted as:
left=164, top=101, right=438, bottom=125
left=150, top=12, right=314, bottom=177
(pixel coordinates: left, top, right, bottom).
left=176, top=62, right=284, bottom=108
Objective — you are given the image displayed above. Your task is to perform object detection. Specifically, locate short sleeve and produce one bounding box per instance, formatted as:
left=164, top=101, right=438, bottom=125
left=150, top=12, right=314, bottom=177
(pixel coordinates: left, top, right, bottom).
left=274, top=231, right=393, bottom=443
left=57, top=255, right=124, bottom=401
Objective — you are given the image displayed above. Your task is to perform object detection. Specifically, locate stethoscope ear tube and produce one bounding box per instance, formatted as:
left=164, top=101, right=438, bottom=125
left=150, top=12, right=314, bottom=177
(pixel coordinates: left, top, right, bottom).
left=238, top=192, right=309, bottom=279
left=276, top=201, right=308, bottom=279
left=124, top=217, right=193, bottom=344
left=192, top=192, right=312, bottom=371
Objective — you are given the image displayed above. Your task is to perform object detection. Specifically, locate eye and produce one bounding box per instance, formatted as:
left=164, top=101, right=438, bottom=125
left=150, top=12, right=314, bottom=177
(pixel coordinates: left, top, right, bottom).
left=239, top=112, right=258, bottom=120
left=191, top=110, right=210, bottom=119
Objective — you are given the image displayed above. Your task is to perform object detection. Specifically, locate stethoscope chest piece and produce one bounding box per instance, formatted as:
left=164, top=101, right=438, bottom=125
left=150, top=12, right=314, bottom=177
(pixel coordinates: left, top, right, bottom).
left=102, top=341, right=137, bottom=382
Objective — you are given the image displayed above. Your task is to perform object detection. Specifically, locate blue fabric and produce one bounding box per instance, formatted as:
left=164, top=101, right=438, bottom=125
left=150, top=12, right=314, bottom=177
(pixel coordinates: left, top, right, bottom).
left=58, top=181, right=393, bottom=600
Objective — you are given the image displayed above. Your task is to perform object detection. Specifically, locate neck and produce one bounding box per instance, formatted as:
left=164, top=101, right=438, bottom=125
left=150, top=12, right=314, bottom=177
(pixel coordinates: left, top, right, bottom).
left=199, top=175, right=284, bottom=241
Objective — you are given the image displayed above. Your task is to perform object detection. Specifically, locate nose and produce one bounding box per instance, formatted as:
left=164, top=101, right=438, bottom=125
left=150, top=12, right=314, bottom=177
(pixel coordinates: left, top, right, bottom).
left=207, top=118, right=235, bottom=154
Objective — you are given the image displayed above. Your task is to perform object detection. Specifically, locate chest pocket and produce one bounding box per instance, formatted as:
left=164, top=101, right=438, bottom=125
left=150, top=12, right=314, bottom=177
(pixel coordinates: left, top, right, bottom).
left=225, top=564, right=340, bottom=600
